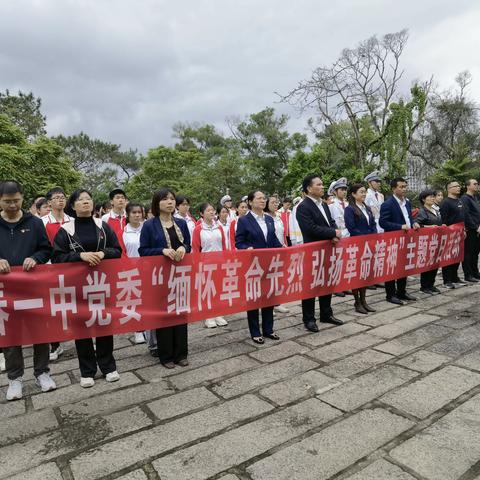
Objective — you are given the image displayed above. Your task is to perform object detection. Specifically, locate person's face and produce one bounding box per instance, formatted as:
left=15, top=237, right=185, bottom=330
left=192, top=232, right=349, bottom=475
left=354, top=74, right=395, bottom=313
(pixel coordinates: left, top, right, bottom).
left=336, top=187, right=347, bottom=200
left=370, top=180, right=381, bottom=191
left=250, top=191, right=266, bottom=210
left=224, top=200, right=232, bottom=209
left=283, top=201, right=291, bottom=211
left=202, top=205, right=216, bottom=222
left=307, top=177, right=324, bottom=198
left=73, top=192, right=94, bottom=216
left=219, top=207, right=229, bottom=222
left=393, top=181, right=407, bottom=198
left=159, top=193, right=176, bottom=214
left=112, top=194, right=126, bottom=210
left=268, top=197, right=279, bottom=213
left=435, top=191, right=444, bottom=204
left=352, top=187, right=367, bottom=203
left=48, top=193, right=66, bottom=211
left=0, top=193, right=23, bottom=215
left=177, top=200, right=190, bottom=216
left=128, top=207, right=144, bottom=225
left=38, top=203, right=51, bottom=216
left=468, top=180, right=479, bottom=193
left=424, top=194, right=435, bottom=207
left=447, top=182, right=461, bottom=197
left=237, top=202, right=248, bottom=217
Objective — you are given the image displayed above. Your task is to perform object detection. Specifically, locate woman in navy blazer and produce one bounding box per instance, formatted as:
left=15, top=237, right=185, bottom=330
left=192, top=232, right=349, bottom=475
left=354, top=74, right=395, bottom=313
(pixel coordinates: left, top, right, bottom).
left=344, top=183, right=377, bottom=314
left=139, top=188, right=191, bottom=369
left=235, top=190, right=283, bottom=344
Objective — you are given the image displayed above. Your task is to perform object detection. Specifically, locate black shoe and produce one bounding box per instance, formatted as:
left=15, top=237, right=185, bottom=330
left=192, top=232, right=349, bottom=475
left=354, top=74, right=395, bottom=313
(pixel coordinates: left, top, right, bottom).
left=430, top=286, right=441, bottom=294
left=473, top=274, right=480, bottom=280
left=420, top=288, right=434, bottom=295
left=375, top=283, right=385, bottom=288
left=387, top=296, right=404, bottom=305
left=398, top=293, right=417, bottom=301
left=334, top=292, right=346, bottom=297
left=455, top=279, right=468, bottom=285
left=150, top=349, right=159, bottom=357
left=304, top=321, right=319, bottom=333
left=320, top=316, right=344, bottom=326
left=465, top=276, right=479, bottom=283
left=264, top=333, right=280, bottom=340
left=444, top=283, right=455, bottom=289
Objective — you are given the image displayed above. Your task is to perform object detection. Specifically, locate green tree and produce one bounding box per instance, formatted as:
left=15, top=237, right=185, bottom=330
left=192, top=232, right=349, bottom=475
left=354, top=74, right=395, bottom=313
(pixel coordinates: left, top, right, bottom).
left=0, top=114, right=81, bottom=201
left=0, top=90, right=46, bottom=139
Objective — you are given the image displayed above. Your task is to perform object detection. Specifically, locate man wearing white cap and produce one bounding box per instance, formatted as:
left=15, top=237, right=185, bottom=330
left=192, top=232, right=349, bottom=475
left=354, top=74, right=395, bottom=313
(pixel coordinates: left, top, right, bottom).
left=364, top=171, right=384, bottom=233
left=220, top=195, right=237, bottom=222
left=328, top=178, right=350, bottom=239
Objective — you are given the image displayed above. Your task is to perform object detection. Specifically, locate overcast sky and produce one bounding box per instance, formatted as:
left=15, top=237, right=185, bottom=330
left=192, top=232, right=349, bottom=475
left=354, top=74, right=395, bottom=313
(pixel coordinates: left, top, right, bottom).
left=1, top=0, right=479, bottom=153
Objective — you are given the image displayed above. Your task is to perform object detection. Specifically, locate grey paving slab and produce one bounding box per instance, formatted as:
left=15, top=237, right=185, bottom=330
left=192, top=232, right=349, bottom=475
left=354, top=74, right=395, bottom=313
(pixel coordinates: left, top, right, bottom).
left=345, top=459, right=417, bottom=479
left=318, top=365, right=418, bottom=411
left=69, top=394, right=273, bottom=480
left=152, top=398, right=341, bottom=480
left=297, top=322, right=369, bottom=347
left=396, top=349, right=451, bottom=372
left=427, top=324, right=480, bottom=356
left=260, top=370, right=341, bottom=406
left=381, top=366, right=480, bottom=418
left=369, top=313, right=440, bottom=339
left=319, top=349, right=394, bottom=378
left=390, top=393, right=480, bottom=480
left=5, top=462, right=63, bottom=480
left=212, top=355, right=319, bottom=398
left=355, top=306, right=422, bottom=327
left=248, top=340, right=311, bottom=362
left=246, top=408, right=413, bottom=480
left=455, top=347, right=480, bottom=372
left=0, top=399, right=26, bottom=418
left=116, top=470, right=148, bottom=480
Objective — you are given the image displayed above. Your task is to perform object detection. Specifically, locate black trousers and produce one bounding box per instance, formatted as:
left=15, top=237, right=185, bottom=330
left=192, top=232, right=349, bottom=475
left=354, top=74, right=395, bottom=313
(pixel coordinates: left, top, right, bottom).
left=463, top=230, right=480, bottom=278
left=442, top=263, right=460, bottom=284
left=156, top=324, right=188, bottom=364
left=385, top=277, right=407, bottom=299
left=302, top=294, right=333, bottom=324
left=421, top=268, right=438, bottom=289
left=75, top=336, right=116, bottom=378
left=247, top=307, right=274, bottom=338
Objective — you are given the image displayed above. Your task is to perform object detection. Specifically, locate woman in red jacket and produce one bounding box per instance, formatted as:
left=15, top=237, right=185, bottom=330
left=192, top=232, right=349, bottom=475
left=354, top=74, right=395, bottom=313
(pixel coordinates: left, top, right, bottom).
left=228, top=199, right=248, bottom=250
left=192, top=203, right=228, bottom=328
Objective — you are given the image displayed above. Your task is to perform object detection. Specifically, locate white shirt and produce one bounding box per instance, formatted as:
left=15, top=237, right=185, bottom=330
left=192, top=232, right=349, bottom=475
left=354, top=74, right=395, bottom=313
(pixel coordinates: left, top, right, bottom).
left=289, top=201, right=303, bottom=245
left=42, top=212, right=72, bottom=226
left=394, top=195, right=412, bottom=228
left=307, top=195, right=331, bottom=226
left=251, top=211, right=268, bottom=240
left=365, top=188, right=384, bottom=233
left=174, top=212, right=195, bottom=239
left=122, top=223, right=143, bottom=257
left=358, top=203, right=371, bottom=224
left=268, top=213, right=285, bottom=246
left=328, top=198, right=349, bottom=238
left=198, top=221, right=224, bottom=252
left=102, top=210, right=126, bottom=223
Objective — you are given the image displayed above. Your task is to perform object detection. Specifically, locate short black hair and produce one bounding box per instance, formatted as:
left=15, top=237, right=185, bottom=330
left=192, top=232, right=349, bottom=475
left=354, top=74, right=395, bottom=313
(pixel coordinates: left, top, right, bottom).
left=36, top=198, right=49, bottom=211
left=302, top=174, right=321, bottom=194
left=0, top=180, right=24, bottom=197
left=466, top=179, right=478, bottom=187
left=282, top=196, right=292, bottom=204
left=46, top=187, right=66, bottom=201
left=109, top=188, right=127, bottom=200
left=216, top=203, right=229, bottom=215
left=419, top=189, right=436, bottom=205
left=66, top=189, right=93, bottom=217
left=199, top=202, right=213, bottom=216
left=390, top=177, right=407, bottom=189
left=151, top=188, right=175, bottom=217
left=102, top=200, right=111, bottom=210
left=175, top=195, right=190, bottom=207
left=446, top=180, right=460, bottom=190
left=246, top=190, right=263, bottom=209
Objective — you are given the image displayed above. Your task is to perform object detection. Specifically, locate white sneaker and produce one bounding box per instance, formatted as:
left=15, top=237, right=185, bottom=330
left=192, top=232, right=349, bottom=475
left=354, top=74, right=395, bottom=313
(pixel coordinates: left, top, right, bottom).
left=80, top=377, right=95, bottom=388
left=0, top=352, right=5, bottom=372
left=106, top=371, right=120, bottom=382
left=35, top=373, right=57, bottom=392
left=215, top=316, right=228, bottom=326
left=6, top=378, right=23, bottom=401
left=49, top=345, right=64, bottom=361
left=134, top=332, right=146, bottom=344
left=204, top=318, right=217, bottom=328
left=274, top=305, right=290, bottom=313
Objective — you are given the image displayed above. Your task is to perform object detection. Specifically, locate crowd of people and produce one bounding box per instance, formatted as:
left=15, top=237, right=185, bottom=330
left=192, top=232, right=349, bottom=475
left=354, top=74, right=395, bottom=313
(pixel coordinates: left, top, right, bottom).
left=0, top=170, right=478, bottom=402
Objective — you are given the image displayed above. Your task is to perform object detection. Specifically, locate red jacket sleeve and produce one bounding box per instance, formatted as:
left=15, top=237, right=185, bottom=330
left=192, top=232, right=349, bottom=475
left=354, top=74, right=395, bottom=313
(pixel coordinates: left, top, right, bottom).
left=229, top=220, right=236, bottom=250
left=192, top=225, right=202, bottom=253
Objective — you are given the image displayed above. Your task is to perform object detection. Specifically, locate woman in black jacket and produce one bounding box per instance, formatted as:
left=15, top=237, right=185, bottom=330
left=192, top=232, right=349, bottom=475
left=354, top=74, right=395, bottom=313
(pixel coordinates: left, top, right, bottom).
left=52, top=189, right=122, bottom=388
left=416, top=189, right=444, bottom=294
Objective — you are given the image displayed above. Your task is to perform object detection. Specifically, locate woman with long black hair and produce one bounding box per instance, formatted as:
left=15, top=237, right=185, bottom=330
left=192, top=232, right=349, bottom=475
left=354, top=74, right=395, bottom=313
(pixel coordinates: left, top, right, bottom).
left=139, top=188, right=191, bottom=369
left=52, top=189, right=122, bottom=388
left=344, top=183, right=377, bottom=314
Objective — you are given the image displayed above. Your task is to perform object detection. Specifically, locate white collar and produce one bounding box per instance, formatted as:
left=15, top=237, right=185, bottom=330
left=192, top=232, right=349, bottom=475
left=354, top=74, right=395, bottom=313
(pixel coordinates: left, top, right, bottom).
left=125, top=223, right=143, bottom=233
left=393, top=195, right=407, bottom=206
left=251, top=211, right=265, bottom=221
left=110, top=210, right=126, bottom=219
left=307, top=195, right=323, bottom=206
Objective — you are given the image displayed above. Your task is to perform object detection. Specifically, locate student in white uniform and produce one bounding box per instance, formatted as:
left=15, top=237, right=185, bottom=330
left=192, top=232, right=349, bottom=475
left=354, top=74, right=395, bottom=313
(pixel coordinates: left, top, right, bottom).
left=290, top=195, right=304, bottom=246
left=122, top=203, right=147, bottom=345
left=364, top=171, right=385, bottom=233
left=220, top=195, right=237, bottom=222
left=174, top=195, right=196, bottom=239
left=217, top=204, right=231, bottom=248
left=192, top=203, right=228, bottom=328
left=328, top=177, right=350, bottom=239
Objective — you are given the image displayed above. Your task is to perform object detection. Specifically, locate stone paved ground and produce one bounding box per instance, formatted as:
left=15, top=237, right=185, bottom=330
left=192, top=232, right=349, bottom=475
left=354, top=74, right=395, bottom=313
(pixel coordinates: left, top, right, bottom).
left=2, top=276, right=480, bottom=480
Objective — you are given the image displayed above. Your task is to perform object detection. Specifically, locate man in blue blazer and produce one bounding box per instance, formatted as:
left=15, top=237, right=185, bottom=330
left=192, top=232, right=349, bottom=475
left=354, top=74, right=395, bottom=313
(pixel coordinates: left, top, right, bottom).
left=379, top=177, right=420, bottom=305
left=296, top=174, right=343, bottom=332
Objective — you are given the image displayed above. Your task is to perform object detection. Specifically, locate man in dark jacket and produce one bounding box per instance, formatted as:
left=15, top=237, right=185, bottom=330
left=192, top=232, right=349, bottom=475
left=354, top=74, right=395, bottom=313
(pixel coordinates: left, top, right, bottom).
left=0, top=181, right=55, bottom=401
left=461, top=179, right=480, bottom=282
left=296, top=174, right=343, bottom=332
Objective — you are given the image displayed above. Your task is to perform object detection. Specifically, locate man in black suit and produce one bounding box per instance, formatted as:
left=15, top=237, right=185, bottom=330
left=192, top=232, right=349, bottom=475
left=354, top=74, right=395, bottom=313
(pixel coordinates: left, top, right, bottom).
left=296, top=174, right=344, bottom=333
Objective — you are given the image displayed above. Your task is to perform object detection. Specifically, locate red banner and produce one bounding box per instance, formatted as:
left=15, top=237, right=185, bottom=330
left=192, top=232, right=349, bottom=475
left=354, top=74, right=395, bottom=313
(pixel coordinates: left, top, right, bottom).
left=0, top=224, right=464, bottom=347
